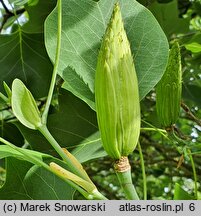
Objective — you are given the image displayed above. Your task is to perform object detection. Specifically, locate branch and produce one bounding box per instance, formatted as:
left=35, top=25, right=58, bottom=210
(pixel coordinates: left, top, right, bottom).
left=173, top=125, right=191, bottom=141
left=0, top=0, right=25, bottom=32
left=0, top=0, right=12, bottom=14
left=181, top=101, right=201, bottom=126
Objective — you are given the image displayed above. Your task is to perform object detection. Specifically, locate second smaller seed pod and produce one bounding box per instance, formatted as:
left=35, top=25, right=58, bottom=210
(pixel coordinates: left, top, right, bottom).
left=156, top=42, right=182, bottom=128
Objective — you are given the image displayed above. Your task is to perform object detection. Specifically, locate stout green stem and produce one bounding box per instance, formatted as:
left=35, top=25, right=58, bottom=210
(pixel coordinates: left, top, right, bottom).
left=42, top=0, right=62, bottom=124
left=114, top=156, right=139, bottom=200
left=38, top=125, right=88, bottom=181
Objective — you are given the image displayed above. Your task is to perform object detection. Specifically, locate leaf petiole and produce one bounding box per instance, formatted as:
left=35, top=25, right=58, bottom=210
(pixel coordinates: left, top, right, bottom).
left=38, top=124, right=92, bottom=182
left=42, top=0, right=62, bottom=124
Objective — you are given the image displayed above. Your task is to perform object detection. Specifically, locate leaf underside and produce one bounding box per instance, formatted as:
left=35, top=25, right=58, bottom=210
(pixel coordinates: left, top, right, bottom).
left=45, top=0, right=169, bottom=106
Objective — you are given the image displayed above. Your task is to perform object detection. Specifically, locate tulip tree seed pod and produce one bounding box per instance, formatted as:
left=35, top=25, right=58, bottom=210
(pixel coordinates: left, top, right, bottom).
left=95, top=3, right=141, bottom=159
left=156, top=42, right=182, bottom=128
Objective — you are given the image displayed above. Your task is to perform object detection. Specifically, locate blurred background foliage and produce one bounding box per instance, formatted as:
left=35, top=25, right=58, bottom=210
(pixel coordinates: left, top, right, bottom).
left=0, top=0, right=201, bottom=200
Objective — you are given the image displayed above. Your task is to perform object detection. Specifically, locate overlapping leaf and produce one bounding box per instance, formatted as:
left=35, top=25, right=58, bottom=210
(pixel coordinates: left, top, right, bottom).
left=0, top=122, right=24, bottom=147
left=0, top=158, right=33, bottom=199
left=23, top=164, right=74, bottom=199
left=23, top=0, right=57, bottom=33
left=47, top=89, right=98, bottom=148
left=0, top=29, right=52, bottom=98
left=71, top=131, right=106, bottom=163
left=0, top=156, right=74, bottom=199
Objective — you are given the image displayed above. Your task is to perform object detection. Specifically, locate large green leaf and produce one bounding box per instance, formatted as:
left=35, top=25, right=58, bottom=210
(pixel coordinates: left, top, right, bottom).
left=23, top=0, right=57, bottom=33
left=71, top=131, right=106, bottom=163
left=23, top=164, right=74, bottom=199
left=45, top=0, right=169, bottom=105
left=0, top=29, right=52, bottom=98
left=0, top=158, right=33, bottom=199
left=0, top=122, right=24, bottom=147
left=48, top=89, right=98, bottom=149
left=14, top=124, right=52, bottom=153
left=0, top=157, right=74, bottom=199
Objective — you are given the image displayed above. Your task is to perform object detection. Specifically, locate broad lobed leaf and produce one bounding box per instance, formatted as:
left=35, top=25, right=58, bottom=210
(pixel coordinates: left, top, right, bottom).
left=45, top=0, right=169, bottom=105
left=0, top=157, right=74, bottom=200
left=0, top=31, right=52, bottom=98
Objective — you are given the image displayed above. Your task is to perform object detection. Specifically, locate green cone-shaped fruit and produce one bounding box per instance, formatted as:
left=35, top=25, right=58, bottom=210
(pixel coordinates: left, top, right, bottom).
left=95, top=3, right=141, bottom=159
left=156, top=42, right=182, bottom=128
